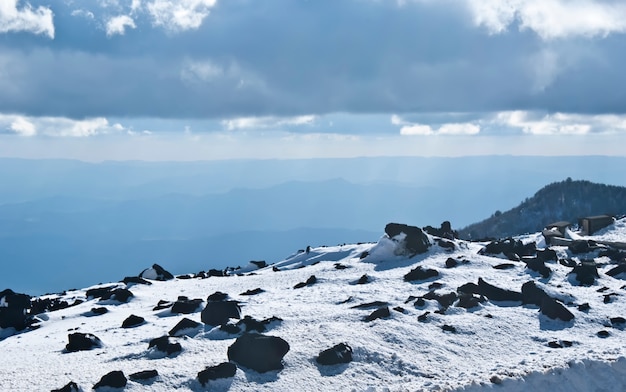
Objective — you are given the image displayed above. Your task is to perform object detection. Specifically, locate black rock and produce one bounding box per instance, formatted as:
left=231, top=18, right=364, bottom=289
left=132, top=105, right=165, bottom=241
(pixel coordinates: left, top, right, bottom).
left=139, top=263, right=174, bottom=281
left=316, top=343, right=353, bottom=365
left=598, top=330, right=611, bottom=338
left=153, top=300, right=172, bottom=311
left=198, top=362, right=237, bottom=385
left=606, top=264, right=626, bottom=277
left=129, top=369, right=158, bottom=381
left=93, top=370, right=127, bottom=390
left=240, top=288, right=264, bottom=296
left=101, top=288, right=133, bottom=303
left=90, top=307, right=108, bottom=315
left=578, top=303, right=591, bottom=311
left=171, top=298, right=203, bottom=314
left=441, top=324, right=457, bottom=333
left=457, top=282, right=480, bottom=295
left=477, top=278, right=522, bottom=302
left=207, top=291, right=229, bottom=302
left=122, top=314, right=145, bottom=328
left=456, top=293, right=483, bottom=309
left=207, top=269, right=226, bottom=277
left=335, top=263, right=349, bottom=269
left=493, top=263, right=516, bottom=270
left=220, top=324, right=242, bottom=334
left=414, top=297, right=426, bottom=307
left=201, top=301, right=241, bottom=326
left=423, top=291, right=457, bottom=309
left=306, top=275, right=317, bottom=285
left=169, top=318, right=201, bottom=337
left=610, top=317, right=626, bottom=326
left=393, top=306, right=406, bottom=313
left=445, top=258, right=459, bottom=268
left=479, top=238, right=536, bottom=258
left=51, top=381, right=80, bottom=392
left=525, top=258, right=551, bottom=278
left=148, top=336, right=182, bottom=356
left=568, top=240, right=596, bottom=254
left=250, top=260, right=267, bottom=269
left=404, top=266, right=439, bottom=282
left=537, top=248, right=558, bottom=262
left=438, top=239, right=455, bottom=250
left=350, top=301, right=389, bottom=309
left=227, top=333, right=290, bottom=373
left=85, top=286, right=115, bottom=299
left=521, top=281, right=574, bottom=321
left=385, top=223, right=431, bottom=255
left=121, top=276, right=152, bottom=285
left=65, top=333, right=102, bottom=352
left=417, top=311, right=430, bottom=322
left=0, top=289, right=31, bottom=330
left=363, top=307, right=390, bottom=322
left=570, top=261, right=599, bottom=286
left=357, top=275, right=370, bottom=284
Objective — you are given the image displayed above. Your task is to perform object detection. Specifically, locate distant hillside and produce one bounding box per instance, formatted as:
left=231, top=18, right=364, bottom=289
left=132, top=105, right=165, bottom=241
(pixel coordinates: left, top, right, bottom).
left=458, top=178, right=626, bottom=240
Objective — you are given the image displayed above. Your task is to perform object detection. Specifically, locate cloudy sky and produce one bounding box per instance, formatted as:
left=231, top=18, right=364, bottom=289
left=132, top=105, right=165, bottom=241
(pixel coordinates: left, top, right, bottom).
left=1, top=0, right=626, bottom=160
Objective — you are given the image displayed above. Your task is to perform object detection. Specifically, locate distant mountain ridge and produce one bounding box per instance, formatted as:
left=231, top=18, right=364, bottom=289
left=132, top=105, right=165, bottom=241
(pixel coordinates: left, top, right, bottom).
left=458, top=178, right=626, bottom=240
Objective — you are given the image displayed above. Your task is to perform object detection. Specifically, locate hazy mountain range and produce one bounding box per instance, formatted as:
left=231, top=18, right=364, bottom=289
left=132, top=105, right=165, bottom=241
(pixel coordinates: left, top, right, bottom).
left=1, top=155, right=626, bottom=294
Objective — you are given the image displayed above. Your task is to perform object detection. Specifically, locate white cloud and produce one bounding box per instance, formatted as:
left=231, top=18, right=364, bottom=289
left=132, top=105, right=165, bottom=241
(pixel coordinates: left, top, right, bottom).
left=131, top=0, right=142, bottom=12
left=494, top=110, right=626, bottom=135
left=106, top=15, right=136, bottom=36
left=146, top=0, right=217, bottom=32
left=71, top=9, right=95, bottom=20
left=466, top=0, right=626, bottom=40
left=393, top=115, right=480, bottom=136
left=0, top=0, right=54, bottom=38
left=222, top=115, right=317, bottom=131
left=181, top=59, right=224, bottom=82
left=0, top=114, right=127, bottom=137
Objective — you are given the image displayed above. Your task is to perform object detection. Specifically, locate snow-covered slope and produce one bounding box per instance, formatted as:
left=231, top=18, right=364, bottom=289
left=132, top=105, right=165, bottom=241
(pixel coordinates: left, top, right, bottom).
left=3, top=220, right=626, bottom=391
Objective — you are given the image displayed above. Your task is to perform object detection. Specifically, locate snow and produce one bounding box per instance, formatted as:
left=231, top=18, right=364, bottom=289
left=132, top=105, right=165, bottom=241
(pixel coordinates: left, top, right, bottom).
left=2, top=220, right=626, bottom=391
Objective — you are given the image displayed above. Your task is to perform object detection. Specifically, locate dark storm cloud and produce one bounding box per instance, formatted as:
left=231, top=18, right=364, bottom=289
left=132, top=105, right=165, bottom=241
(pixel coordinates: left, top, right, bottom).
left=1, top=0, right=626, bottom=120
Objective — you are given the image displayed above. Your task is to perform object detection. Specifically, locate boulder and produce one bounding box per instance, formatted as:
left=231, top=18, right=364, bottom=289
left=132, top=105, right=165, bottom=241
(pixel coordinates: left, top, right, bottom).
left=240, top=288, right=264, bottom=296
left=606, top=264, right=626, bottom=277
left=51, top=381, right=80, bottom=392
left=207, top=291, right=229, bottom=302
left=201, top=301, right=241, bottom=326
left=570, top=261, right=599, bottom=286
left=129, top=369, right=158, bottom=381
left=363, top=306, right=390, bottom=322
left=121, top=276, right=152, bottom=285
left=294, top=275, right=317, bottom=289
left=521, top=281, right=574, bottom=321
left=250, top=260, right=267, bottom=269
left=139, top=263, right=174, bottom=281
left=477, top=278, right=522, bottom=302
left=227, top=333, right=290, bottom=373
left=171, top=298, right=203, bottom=314
left=385, top=223, right=431, bottom=255
left=423, top=221, right=458, bottom=239
left=148, top=336, right=182, bottom=356
left=479, top=238, right=536, bottom=259
left=101, top=288, right=133, bottom=303
left=0, top=289, right=31, bottom=330
left=169, top=318, right=201, bottom=337
left=93, top=371, right=126, bottom=390
left=122, top=314, right=145, bottom=328
left=198, top=362, right=237, bottom=385
left=404, top=266, right=439, bottom=282
left=65, top=333, right=102, bottom=352
left=525, top=258, right=551, bottom=278
left=316, top=343, right=353, bottom=365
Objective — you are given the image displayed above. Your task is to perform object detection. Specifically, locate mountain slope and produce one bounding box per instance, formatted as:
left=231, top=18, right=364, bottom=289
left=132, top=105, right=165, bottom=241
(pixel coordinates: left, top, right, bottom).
left=2, top=220, right=626, bottom=391
left=458, top=178, right=626, bottom=240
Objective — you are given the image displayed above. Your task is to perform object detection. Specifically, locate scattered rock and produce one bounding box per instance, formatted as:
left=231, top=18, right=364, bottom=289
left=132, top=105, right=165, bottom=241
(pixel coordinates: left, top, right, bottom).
left=86, top=286, right=117, bottom=299
left=334, top=263, right=349, bottom=270
left=610, top=317, right=626, bottom=326
left=208, top=269, right=226, bottom=277
left=250, top=260, right=267, bottom=269
left=201, top=301, right=241, bottom=326
left=316, top=343, right=353, bottom=365
left=350, top=301, right=389, bottom=309
left=101, top=288, right=133, bottom=303
left=148, top=336, right=182, bottom=356
left=153, top=300, right=172, bottom=311
left=51, top=381, right=80, bottom=392
left=294, top=275, right=317, bottom=289
left=0, top=289, right=32, bottom=330
left=65, top=333, right=102, bottom=352
left=171, top=298, right=203, bottom=314
left=198, top=362, right=237, bottom=385
left=122, top=314, right=145, bottom=328
left=578, top=303, right=590, bottom=311
left=606, top=264, right=626, bottom=277
left=441, top=324, right=457, bottom=333
left=568, top=240, right=597, bottom=254
left=537, top=248, right=558, bottom=262
left=417, top=311, right=430, bottom=322
left=521, top=281, right=574, bottom=321
left=493, top=263, right=516, bottom=270
left=438, top=239, right=456, bottom=250
left=139, top=263, right=174, bottom=281
left=240, top=288, right=264, bottom=296
left=597, top=330, right=611, bottom=338
left=93, top=370, right=126, bottom=390
left=424, top=291, right=457, bottom=309
left=570, top=261, right=599, bottom=286
left=477, top=278, right=522, bottom=302
left=404, top=266, right=439, bottom=282
left=207, top=291, right=229, bottom=302
left=604, top=293, right=618, bottom=303
left=121, top=276, right=152, bottom=285
left=525, top=258, right=551, bottom=278
left=227, top=333, right=290, bottom=373
left=393, top=306, right=406, bottom=313
left=363, top=307, right=390, bottom=322
left=129, top=369, right=158, bottom=381
left=445, top=258, right=459, bottom=268
left=169, top=318, right=201, bottom=337
left=423, top=221, right=458, bottom=239
left=385, top=223, right=431, bottom=255
left=456, top=293, right=483, bottom=309
left=479, top=238, right=536, bottom=259
left=356, top=275, right=370, bottom=284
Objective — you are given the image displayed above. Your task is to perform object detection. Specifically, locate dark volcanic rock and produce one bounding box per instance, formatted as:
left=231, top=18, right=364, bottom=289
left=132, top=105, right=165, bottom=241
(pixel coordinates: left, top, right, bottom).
left=404, top=266, right=439, bottom=282
left=423, top=291, right=458, bottom=309
left=316, top=343, right=353, bottom=365
left=0, top=289, right=31, bottom=330
left=385, top=223, right=431, bottom=255
left=522, top=281, right=574, bottom=321
left=570, top=261, right=600, bottom=286
left=441, top=324, right=457, bottom=333
left=201, top=301, right=241, bottom=326
left=537, top=248, right=558, bottom=262
left=86, top=286, right=116, bottom=299
left=240, top=288, right=265, bottom=296
left=121, top=276, right=152, bottom=285
left=250, top=260, right=267, bottom=269
left=363, top=307, right=390, bottom=322
left=294, top=275, right=317, bottom=289
left=51, top=381, right=80, bottom=392
left=356, top=275, right=370, bottom=284
left=606, top=264, right=626, bottom=277
left=456, top=293, right=483, bottom=309
left=423, top=221, right=458, bottom=239
left=207, top=291, right=229, bottom=302
left=90, top=307, right=108, bottom=316
left=65, top=333, right=102, bottom=352
left=227, top=333, right=290, bottom=373
left=148, top=336, right=182, bottom=356
left=198, top=362, right=237, bottom=385
left=101, top=288, right=133, bottom=303
left=93, top=370, right=127, bottom=390
left=493, top=263, right=516, bottom=270
left=479, top=238, right=536, bottom=259
left=122, top=314, right=145, bottom=328
left=477, top=278, right=522, bottom=302
left=207, top=269, right=226, bottom=277
left=350, top=301, right=389, bottom=309
left=129, top=369, right=158, bottom=381
left=139, top=263, right=174, bottom=281
left=171, top=298, right=203, bottom=314
left=438, top=239, right=456, bottom=250
left=153, top=300, right=172, bottom=311
left=169, top=318, right=201, bottom=337
left=568, top=240, right=596, bottom=254
left=445, top=258, right=459, bottom=268
left=525, top=258, right=551, bottom=278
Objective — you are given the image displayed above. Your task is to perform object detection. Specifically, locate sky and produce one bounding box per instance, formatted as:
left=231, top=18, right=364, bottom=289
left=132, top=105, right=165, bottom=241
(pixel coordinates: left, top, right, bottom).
left=1, top=0, right=626, bottom=160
